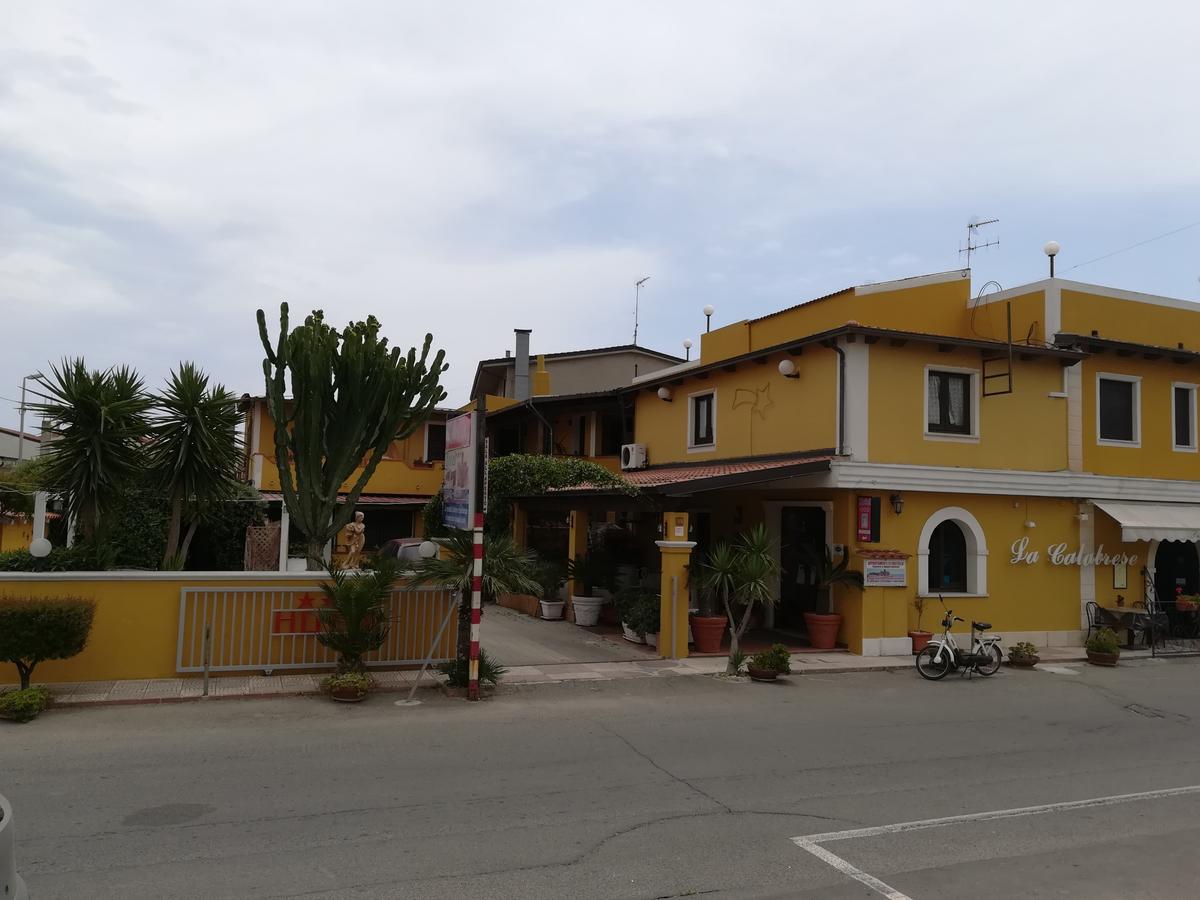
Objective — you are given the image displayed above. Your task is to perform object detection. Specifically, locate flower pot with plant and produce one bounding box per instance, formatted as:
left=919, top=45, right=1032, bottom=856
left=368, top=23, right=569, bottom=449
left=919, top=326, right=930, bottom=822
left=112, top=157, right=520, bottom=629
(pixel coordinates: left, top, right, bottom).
left=614, top=575, right=660, bottom=643
left=1085, top=627, right=1121, bottom=666
left=534, top=560, right=567, bottom=620
left=800, top=543, right=864, bottom=650
left=747, top=643, right=792, bottom=682
left=689, top=570, right=729, bottom=654
left=315, top=557, right=397, bottom=678
left=324, top=671, right=372, bottom=702
left=566, top=553, right=613, bottom=627
left=909, top=597, right=933, bottom=654
left=1007, top=641, right=1040, bottom=668
left=694, top=524, right=780, bottom=674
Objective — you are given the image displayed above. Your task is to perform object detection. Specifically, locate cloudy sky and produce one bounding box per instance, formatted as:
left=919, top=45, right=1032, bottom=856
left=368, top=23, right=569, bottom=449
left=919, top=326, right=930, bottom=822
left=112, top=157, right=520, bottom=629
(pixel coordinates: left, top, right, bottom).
left=3, top=2, right=1199, bottom=427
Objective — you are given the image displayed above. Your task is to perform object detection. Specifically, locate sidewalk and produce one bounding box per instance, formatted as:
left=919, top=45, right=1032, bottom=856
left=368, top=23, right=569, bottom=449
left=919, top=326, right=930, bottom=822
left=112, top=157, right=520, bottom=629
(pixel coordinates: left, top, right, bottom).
left=5, top=645, right=1115, bottom=707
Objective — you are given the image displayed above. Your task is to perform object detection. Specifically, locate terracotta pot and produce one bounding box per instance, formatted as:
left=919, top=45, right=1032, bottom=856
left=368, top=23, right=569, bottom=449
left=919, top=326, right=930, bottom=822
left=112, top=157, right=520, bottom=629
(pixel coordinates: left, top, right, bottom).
left=908, top=630, right=933, bottom=654
left=804, top=612, right=842, bottom=650
left=1008, top=655, right=1040, bottom=668
left=330, top=687, right=366, bottom=703
left=1087, top=650, right=1120, bottom=667
left=690, top=615, right=728, bottom=654
left=747, top=666, right=778, bottom=682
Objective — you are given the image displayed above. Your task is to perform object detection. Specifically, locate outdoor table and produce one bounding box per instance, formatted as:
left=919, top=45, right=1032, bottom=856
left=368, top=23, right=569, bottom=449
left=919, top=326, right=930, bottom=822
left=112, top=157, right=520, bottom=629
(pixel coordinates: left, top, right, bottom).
left=1099, top=607, right=1150, bottom=649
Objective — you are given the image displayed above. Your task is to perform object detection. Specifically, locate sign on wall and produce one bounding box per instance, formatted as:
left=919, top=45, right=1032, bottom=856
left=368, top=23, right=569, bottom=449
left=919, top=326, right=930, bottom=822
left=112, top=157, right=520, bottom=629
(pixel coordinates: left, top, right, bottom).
left=856, top=496, right=880, bottom=542
left=863, top=558, right=907, bottom=587
left=442, top=412, right=476, bottom=530
left=1009, top=537, right=1138, bottom=568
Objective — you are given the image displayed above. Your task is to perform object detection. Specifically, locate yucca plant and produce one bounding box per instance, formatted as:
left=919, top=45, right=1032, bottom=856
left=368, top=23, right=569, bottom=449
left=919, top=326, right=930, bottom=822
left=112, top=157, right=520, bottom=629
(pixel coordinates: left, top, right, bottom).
left=32, top=359, right=152, bottom=543
left=694, top=523, right=780, bottom=673
left=316, top=556, right=398, bottom=673
left=147, top=363, right=244, bottom=568
left=800, top=541, right=865, bottom=613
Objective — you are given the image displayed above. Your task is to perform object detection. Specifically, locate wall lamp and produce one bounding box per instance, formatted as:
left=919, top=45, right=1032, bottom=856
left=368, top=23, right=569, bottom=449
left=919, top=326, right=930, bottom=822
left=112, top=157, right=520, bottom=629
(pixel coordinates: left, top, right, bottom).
left=889, top=493, right=904, bottom=515
left=778, top=359, right=799, bottom=379
left=657, top=386, right=673, bottom=402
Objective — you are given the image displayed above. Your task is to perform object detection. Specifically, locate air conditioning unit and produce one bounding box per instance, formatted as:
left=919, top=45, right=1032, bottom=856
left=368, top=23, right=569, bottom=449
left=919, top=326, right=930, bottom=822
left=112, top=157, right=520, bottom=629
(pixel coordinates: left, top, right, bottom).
left=620, top=443, right=648, bottom=470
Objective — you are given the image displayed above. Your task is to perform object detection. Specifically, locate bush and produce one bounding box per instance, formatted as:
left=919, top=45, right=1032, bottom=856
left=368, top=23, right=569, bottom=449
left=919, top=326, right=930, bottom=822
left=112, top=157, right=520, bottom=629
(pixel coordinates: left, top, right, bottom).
left=1009, top=641, right=1038, bottom=659
left=322, top=672, right=373, bottom=695
left=1085, top=627, right=1120, bottom=655
left=0, top=597, right=96, bottom=689
left=614, top=578, right=660, bottom=636
left=437, top=649, right=507, bottom=688
left=0, top=544, right=109, bottom=572
left=0, top=685, right=53, bottom=723
left=748, top=643, right=792, bottom=674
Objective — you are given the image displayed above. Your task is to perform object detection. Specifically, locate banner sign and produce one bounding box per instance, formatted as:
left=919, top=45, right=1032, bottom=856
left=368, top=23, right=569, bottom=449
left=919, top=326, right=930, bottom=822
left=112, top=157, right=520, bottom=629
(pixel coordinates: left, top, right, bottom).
left=442, top=412, right=476, bottom=530
left=863, top=558, right=907, bottom=587
left=856, top=496, right=880, bottom=543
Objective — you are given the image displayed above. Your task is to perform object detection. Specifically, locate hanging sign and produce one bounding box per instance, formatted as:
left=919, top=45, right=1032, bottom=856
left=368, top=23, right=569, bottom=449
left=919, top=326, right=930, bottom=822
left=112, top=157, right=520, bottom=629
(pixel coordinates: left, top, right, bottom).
left=442, top=412, right=476, bottom=530
left=863, top=558, right=907, bottom=587
left=856, top=496, right=880, bottom=543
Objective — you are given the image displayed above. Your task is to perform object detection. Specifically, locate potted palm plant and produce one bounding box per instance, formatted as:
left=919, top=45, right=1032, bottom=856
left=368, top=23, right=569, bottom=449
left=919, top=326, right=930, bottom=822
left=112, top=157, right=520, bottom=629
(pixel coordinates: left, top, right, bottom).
left=534, top=560, right=567, bottom=620
left=565, top=553, right=613, bottom=626
left=691, top=546, right=737, bottom=654
left=746, top=643, right=792, bottom=682
left=909, top=597, right=932, bottom=654
left=314, top=557, right=398, bottom=701
left=800, top=543, right=864, bottom=650
left=695, top=524, right=780, bottom=674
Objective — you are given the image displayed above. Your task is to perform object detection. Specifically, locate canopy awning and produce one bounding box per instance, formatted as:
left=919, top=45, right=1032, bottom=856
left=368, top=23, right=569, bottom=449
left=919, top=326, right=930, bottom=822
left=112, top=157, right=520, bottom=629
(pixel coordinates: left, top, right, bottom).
left=1093, top=500, right=1200, bottom=543
left=259, top=492, right=430, bottom=507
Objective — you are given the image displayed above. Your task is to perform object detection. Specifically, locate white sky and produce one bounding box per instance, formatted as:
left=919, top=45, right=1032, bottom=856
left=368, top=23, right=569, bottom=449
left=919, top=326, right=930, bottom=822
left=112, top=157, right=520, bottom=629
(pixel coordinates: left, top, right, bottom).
left=3, top=1, right=1199, bottom=424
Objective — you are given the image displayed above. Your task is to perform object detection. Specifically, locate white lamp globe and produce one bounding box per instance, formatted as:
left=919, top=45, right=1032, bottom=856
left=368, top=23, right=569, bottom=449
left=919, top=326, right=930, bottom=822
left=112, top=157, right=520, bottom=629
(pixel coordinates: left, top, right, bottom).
left=1043, top=240, right=1060, bottom=257
left=682, top=339, right=692, bottom=350
left=418, top=540, right=438, bottom=559
left=778, top=359, right=797, bottom=377
left=703, top=304, right=714, bottom=317
left=29, top=537, right=52, bottom=558
left=657, top=386, right=672, bottom=401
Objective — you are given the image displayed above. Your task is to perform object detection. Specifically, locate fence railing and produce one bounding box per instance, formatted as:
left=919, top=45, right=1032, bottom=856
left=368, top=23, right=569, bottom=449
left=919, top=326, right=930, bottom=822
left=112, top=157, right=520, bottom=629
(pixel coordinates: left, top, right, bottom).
left=176, top=585, right=458, bottom=673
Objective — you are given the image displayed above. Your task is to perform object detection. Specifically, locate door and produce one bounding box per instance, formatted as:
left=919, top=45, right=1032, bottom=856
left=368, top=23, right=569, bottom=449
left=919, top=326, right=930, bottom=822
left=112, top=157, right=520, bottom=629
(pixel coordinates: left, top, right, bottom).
left=1155, top=541, right=1200, bottom=607
left=778, top=506, right=827, bottom=630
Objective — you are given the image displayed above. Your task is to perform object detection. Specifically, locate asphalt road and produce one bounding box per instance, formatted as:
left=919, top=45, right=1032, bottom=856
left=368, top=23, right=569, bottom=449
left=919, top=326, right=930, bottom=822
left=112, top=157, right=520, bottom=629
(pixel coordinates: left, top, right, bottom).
left=6, top=658, right=1200, bottom=899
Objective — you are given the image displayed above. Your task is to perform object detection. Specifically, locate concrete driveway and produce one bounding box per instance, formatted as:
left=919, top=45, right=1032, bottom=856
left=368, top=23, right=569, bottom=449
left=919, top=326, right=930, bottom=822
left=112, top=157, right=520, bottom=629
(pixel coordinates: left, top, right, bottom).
left=478, top=603, right=651, bottom=666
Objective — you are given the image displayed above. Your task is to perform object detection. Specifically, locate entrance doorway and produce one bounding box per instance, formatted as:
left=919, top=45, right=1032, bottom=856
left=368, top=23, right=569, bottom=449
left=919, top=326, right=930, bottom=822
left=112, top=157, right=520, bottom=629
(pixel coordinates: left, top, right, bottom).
left=1155, top=541, right=1200, bottom=606
left=778, top=505, right=827, bottom=631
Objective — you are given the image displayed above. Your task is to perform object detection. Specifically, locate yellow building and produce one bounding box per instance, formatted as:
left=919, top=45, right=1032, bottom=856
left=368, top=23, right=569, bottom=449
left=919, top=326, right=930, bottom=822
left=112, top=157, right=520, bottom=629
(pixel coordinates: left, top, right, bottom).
left=516, top=268, right=1200, bottom=657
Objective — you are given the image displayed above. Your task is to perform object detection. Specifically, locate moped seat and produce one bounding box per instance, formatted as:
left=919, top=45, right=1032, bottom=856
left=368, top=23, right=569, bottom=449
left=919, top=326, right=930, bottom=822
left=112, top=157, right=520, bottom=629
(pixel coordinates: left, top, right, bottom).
left=972, top=621, right=992, bottom=631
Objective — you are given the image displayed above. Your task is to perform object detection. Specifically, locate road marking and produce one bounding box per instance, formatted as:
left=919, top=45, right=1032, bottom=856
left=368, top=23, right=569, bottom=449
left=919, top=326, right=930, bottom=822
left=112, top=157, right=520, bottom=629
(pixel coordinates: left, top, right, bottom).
left=1038, top=664, right=1080, bottom=675
left=791, top=783, right=1200, bottom=899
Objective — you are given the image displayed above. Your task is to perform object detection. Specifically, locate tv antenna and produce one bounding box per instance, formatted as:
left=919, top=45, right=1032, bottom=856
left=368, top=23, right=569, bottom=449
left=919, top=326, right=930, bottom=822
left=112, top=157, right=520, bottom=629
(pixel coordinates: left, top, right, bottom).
left=959, top=216, right=999, bottom=267
left=633, top=276, right=650, bottom=345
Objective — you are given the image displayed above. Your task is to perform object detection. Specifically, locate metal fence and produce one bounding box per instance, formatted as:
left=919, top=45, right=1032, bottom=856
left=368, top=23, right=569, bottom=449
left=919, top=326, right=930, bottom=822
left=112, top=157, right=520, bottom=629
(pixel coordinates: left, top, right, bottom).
left=176, top=585, right=458, bottom=673
left=1145, top=575, right=1200, bottom=658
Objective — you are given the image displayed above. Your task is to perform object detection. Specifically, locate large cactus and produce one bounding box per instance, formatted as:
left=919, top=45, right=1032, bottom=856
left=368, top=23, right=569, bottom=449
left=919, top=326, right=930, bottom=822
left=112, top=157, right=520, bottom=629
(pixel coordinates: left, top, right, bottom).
left=257, top=304, right=447, bottom=566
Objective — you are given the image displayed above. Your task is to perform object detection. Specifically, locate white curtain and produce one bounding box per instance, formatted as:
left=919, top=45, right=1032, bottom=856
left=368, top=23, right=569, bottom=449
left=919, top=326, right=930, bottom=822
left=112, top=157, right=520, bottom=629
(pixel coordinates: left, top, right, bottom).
left=927, top=376, right=941, bottom=426
left=948, top=376, right=965, bottom=427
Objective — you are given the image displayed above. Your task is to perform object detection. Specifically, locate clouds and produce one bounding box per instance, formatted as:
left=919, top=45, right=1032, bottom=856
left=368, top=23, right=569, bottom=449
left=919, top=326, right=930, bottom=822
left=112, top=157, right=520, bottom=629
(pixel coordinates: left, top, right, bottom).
left=2, top=2, right=1198, bottom=420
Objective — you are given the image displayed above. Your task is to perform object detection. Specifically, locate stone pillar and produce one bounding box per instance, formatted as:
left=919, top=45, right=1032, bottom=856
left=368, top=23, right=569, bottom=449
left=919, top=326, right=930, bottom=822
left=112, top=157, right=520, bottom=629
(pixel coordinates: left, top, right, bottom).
left=566, top=508, right=589, bottom=622
left=657, top=511, right=694, bottom=660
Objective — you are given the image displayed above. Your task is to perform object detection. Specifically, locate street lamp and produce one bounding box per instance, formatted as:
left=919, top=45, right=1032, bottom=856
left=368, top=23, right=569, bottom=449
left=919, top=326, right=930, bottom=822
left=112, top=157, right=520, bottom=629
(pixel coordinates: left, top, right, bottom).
left=1043, top=240, right=1060, bottom=278
left=703, top=305, right=714, bottom=333
left=683, top=339, right=692, bottom=361
left=18, top=373, right=38, bottom=462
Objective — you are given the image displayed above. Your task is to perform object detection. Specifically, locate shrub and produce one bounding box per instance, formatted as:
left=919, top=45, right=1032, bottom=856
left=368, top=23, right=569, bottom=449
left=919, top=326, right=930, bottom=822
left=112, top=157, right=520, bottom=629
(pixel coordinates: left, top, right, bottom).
left=0, top=544, right=109, bottom=572
left=437, top=649, right=507, bottom=688
left=0, top=597, right=96, bottom=689
left=1085, top=627, right=1120, bottom=655
left=315, top=560, right=397, bottom=673
left=1009, top=641, right=1038, bottom=659
left=748, top=643, right=792, bottom=674
left=0, top=685, right=53, bottom=723
left=322, top=672, right=373, bottom=696
left=614, top=578, right=660, bottom=636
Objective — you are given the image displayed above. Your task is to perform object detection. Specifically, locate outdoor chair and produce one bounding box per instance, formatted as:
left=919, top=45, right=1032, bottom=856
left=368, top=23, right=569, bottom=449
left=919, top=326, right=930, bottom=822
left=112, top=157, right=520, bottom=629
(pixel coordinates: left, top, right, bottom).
left=1084, top=601, right=1104, bottom=642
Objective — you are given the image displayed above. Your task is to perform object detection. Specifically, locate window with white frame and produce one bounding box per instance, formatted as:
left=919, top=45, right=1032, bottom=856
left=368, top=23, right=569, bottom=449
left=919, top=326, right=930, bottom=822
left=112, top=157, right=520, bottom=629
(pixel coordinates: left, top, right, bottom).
left=925, top=369, right=974, bottom=436
left=689, top=391, right=715, bottom=449
left=1097, top=374, right=1140, bottom=445
left=917, top=507, right=988, bottom=597
left=1174, top=383, right=1197, bottom=451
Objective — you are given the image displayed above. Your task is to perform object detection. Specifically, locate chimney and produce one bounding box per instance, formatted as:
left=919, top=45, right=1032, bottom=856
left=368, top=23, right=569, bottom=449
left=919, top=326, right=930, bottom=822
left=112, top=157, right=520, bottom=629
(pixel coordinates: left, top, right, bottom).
left=514, top=329, right=531, bottom=400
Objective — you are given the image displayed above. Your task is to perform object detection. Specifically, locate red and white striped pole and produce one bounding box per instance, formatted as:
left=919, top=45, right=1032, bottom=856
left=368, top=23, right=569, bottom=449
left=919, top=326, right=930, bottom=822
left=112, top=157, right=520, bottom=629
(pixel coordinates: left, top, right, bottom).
left=468, top=511, right=484, bottom=701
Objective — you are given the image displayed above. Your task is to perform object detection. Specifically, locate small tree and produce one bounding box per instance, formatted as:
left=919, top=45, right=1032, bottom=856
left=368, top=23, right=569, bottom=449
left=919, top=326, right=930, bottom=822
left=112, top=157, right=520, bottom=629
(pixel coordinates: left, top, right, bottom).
left=315, top=558, right=398, bottom=673
left=694, top=524, right=780, bottom=674
left=258, top=304, right=447, bottom=566
left=0, top=597, right=96, bottom=689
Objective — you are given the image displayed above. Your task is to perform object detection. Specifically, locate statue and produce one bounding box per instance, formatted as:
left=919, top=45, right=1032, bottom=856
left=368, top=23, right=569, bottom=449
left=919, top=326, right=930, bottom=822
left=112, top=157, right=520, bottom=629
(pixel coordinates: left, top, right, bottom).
left=344, top=511, right=367, bottom=569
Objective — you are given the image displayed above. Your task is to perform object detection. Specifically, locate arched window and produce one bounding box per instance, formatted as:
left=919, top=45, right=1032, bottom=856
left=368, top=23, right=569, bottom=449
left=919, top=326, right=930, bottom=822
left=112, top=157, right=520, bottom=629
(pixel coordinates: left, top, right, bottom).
left=928, top=520, right=967, bottom=593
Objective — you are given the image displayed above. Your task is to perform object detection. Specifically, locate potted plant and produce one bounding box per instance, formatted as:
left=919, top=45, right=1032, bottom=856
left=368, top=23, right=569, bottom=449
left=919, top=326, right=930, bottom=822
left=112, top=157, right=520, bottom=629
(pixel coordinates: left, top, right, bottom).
left=565, top=553, right=613, bottom=627
left=1007, top=641, right=1040, bottom=668
left=800, top=543, right=864, bottom=650
left=746, top=643, right=792, bottom=682
left=690, top=555, right=730, bottom=654
left=694, top=524, right=780, bottom=674
left=1085, top=627, right=1121, bottom=666
left=534, top=560, right=567, bottom=620
left=287, top=535, right=309, bottom=572
left=614, top=576, right=659, bottom=643
left=909, top=597, right=933, bottom=654
left=314, top=557, right=396, bottom=691
left=323, top=671, right=372, bottom=703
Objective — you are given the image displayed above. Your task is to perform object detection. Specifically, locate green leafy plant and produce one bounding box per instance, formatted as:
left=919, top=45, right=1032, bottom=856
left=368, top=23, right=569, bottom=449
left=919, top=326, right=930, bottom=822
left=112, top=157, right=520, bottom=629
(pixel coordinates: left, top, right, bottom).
left=1085, top=627, right=1120, bottom=655
left=565, top=553, right=614, bottom=598
left=614, top=575, right=660, bottom=636
left=0, top=545, right=110, bottom=573
left=1009, top=641, right=1039, bottom=659
left=322, top=671, right=373, bottom=696
left=484, top=454, right=635, bottom=535
left=258, top=303, right=447, bottom=566
left=748, top=643, right=792, bottom=674
left=533, top=558, right=567, bottom=603
left=0, top=685, right=53, bottom=723
left=694, top=524, right=781, bottom=674
left=315, top=558, right=398, bottom=673
left=437, top=649, right=508, bottom=688
left=800, top=542, right=864, bottom=613
left=728, top=649, right=748, bottom=675
left=0, top=597, right=96, bottom=689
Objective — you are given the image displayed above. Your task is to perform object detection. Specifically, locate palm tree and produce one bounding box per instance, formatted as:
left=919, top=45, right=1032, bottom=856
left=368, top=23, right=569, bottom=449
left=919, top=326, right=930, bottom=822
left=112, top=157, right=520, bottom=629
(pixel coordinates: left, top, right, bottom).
left=694, top=523, right=780, bottom=673
left=147, top=363, right=243, bottom=567
left=32, top=359, right=152, bottom=544
left=408, top=529, right=540, bottom=663
left=316, top=557, right=398, bottom=673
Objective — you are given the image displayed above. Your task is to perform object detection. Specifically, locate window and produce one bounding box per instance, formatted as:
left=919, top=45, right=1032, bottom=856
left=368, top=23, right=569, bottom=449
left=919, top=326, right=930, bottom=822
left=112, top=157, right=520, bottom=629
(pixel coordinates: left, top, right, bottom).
left=927, top=520, right=967, bottom=593
left=600, top=413, right=623, bottom=456
left=926, top=370, right=972, bottom=435
left=689, top=392, right=715, bottom=448
left=1174, top=384, right=1197, bottom=451
left=1097, top=375, right=1139, bottom=444
left=425, top=422, right=446, bottom=462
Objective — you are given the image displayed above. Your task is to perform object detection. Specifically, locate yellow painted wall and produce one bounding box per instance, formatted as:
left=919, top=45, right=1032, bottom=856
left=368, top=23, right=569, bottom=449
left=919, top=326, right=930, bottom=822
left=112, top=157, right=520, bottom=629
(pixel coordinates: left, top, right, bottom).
left=1091, top=509, right=1148, bottom=609
left=968, top=291, right=1047, bottom=345
left=634, top=350, right=838, bottom=465
left=1062, top=289, right=1200, bottom=349
left=869, top=344, right=1069, bottom=470
left=0, top=521, right=32, bottom=553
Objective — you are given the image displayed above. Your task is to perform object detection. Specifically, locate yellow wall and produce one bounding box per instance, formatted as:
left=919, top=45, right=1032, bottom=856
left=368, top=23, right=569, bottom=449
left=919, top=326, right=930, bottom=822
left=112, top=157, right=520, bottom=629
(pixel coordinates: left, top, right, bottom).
left=968, top=291, right=1047, bottom=345
left=868, top=344, right=1069, bottom=470
left=0, top=521, right=32, bottom=553
left=1062, top=289, right=1200, bottom=349
left=634, top=349, right=838, bottom=465
left=1091, top=508, right=1148, bottom=609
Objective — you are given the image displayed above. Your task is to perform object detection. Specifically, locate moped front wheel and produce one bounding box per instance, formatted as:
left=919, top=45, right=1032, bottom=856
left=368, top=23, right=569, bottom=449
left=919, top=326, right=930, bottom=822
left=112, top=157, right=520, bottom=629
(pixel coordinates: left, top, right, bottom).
left=916, top=645, right=952, bottom=680
left=976, top=644, right=1003, bottom=676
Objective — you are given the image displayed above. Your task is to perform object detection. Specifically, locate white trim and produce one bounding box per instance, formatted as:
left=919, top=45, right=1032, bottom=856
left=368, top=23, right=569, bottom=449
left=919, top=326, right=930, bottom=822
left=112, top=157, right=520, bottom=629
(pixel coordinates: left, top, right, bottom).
left=631, top=358, right=703, bottom=385
left=686, top=388, right=717, bottom=454
left=843, top=339, right=869, bottom=461
left=589, top=411, right=598, bottom=457
left=251, top=402, right=264, bottom=488
left=1078, top=501, right=1095, bottom=631
left=976, top=276, right=1200, bottom=314
left=277, top=507, right=290, bottom=573
left=860, top=636, right=913, bottom=657
left=1171, top=382, right=1198, bottom=452
left=655, top=540, right=698, bottom=550
left=1096, top=372, right=1141, bottom=447
left=0, top=570, right=350, bottom=582
left=854, top=269, right=970, bottom=296
left=916, top=506, right=989, bottom=597
left=1045, top=281, right=1062, bottom=340
left=923, top=364, right=980, bottom=442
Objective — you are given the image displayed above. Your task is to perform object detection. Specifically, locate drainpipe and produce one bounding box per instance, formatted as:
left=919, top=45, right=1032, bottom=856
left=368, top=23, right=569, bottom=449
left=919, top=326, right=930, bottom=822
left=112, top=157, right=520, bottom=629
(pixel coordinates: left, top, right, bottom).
left=828, top=340, right=846, bottom=456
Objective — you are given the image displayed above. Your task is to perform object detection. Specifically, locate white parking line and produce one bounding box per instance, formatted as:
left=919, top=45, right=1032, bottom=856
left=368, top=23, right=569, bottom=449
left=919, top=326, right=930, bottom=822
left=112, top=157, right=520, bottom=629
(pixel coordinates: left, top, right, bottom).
left=791, top=783, right=1200, bottom=899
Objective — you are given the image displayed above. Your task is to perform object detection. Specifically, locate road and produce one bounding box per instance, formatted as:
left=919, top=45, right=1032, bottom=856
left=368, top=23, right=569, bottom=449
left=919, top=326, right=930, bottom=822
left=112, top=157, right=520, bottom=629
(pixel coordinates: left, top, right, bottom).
left=5, top=658, right=1200, bottom=899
